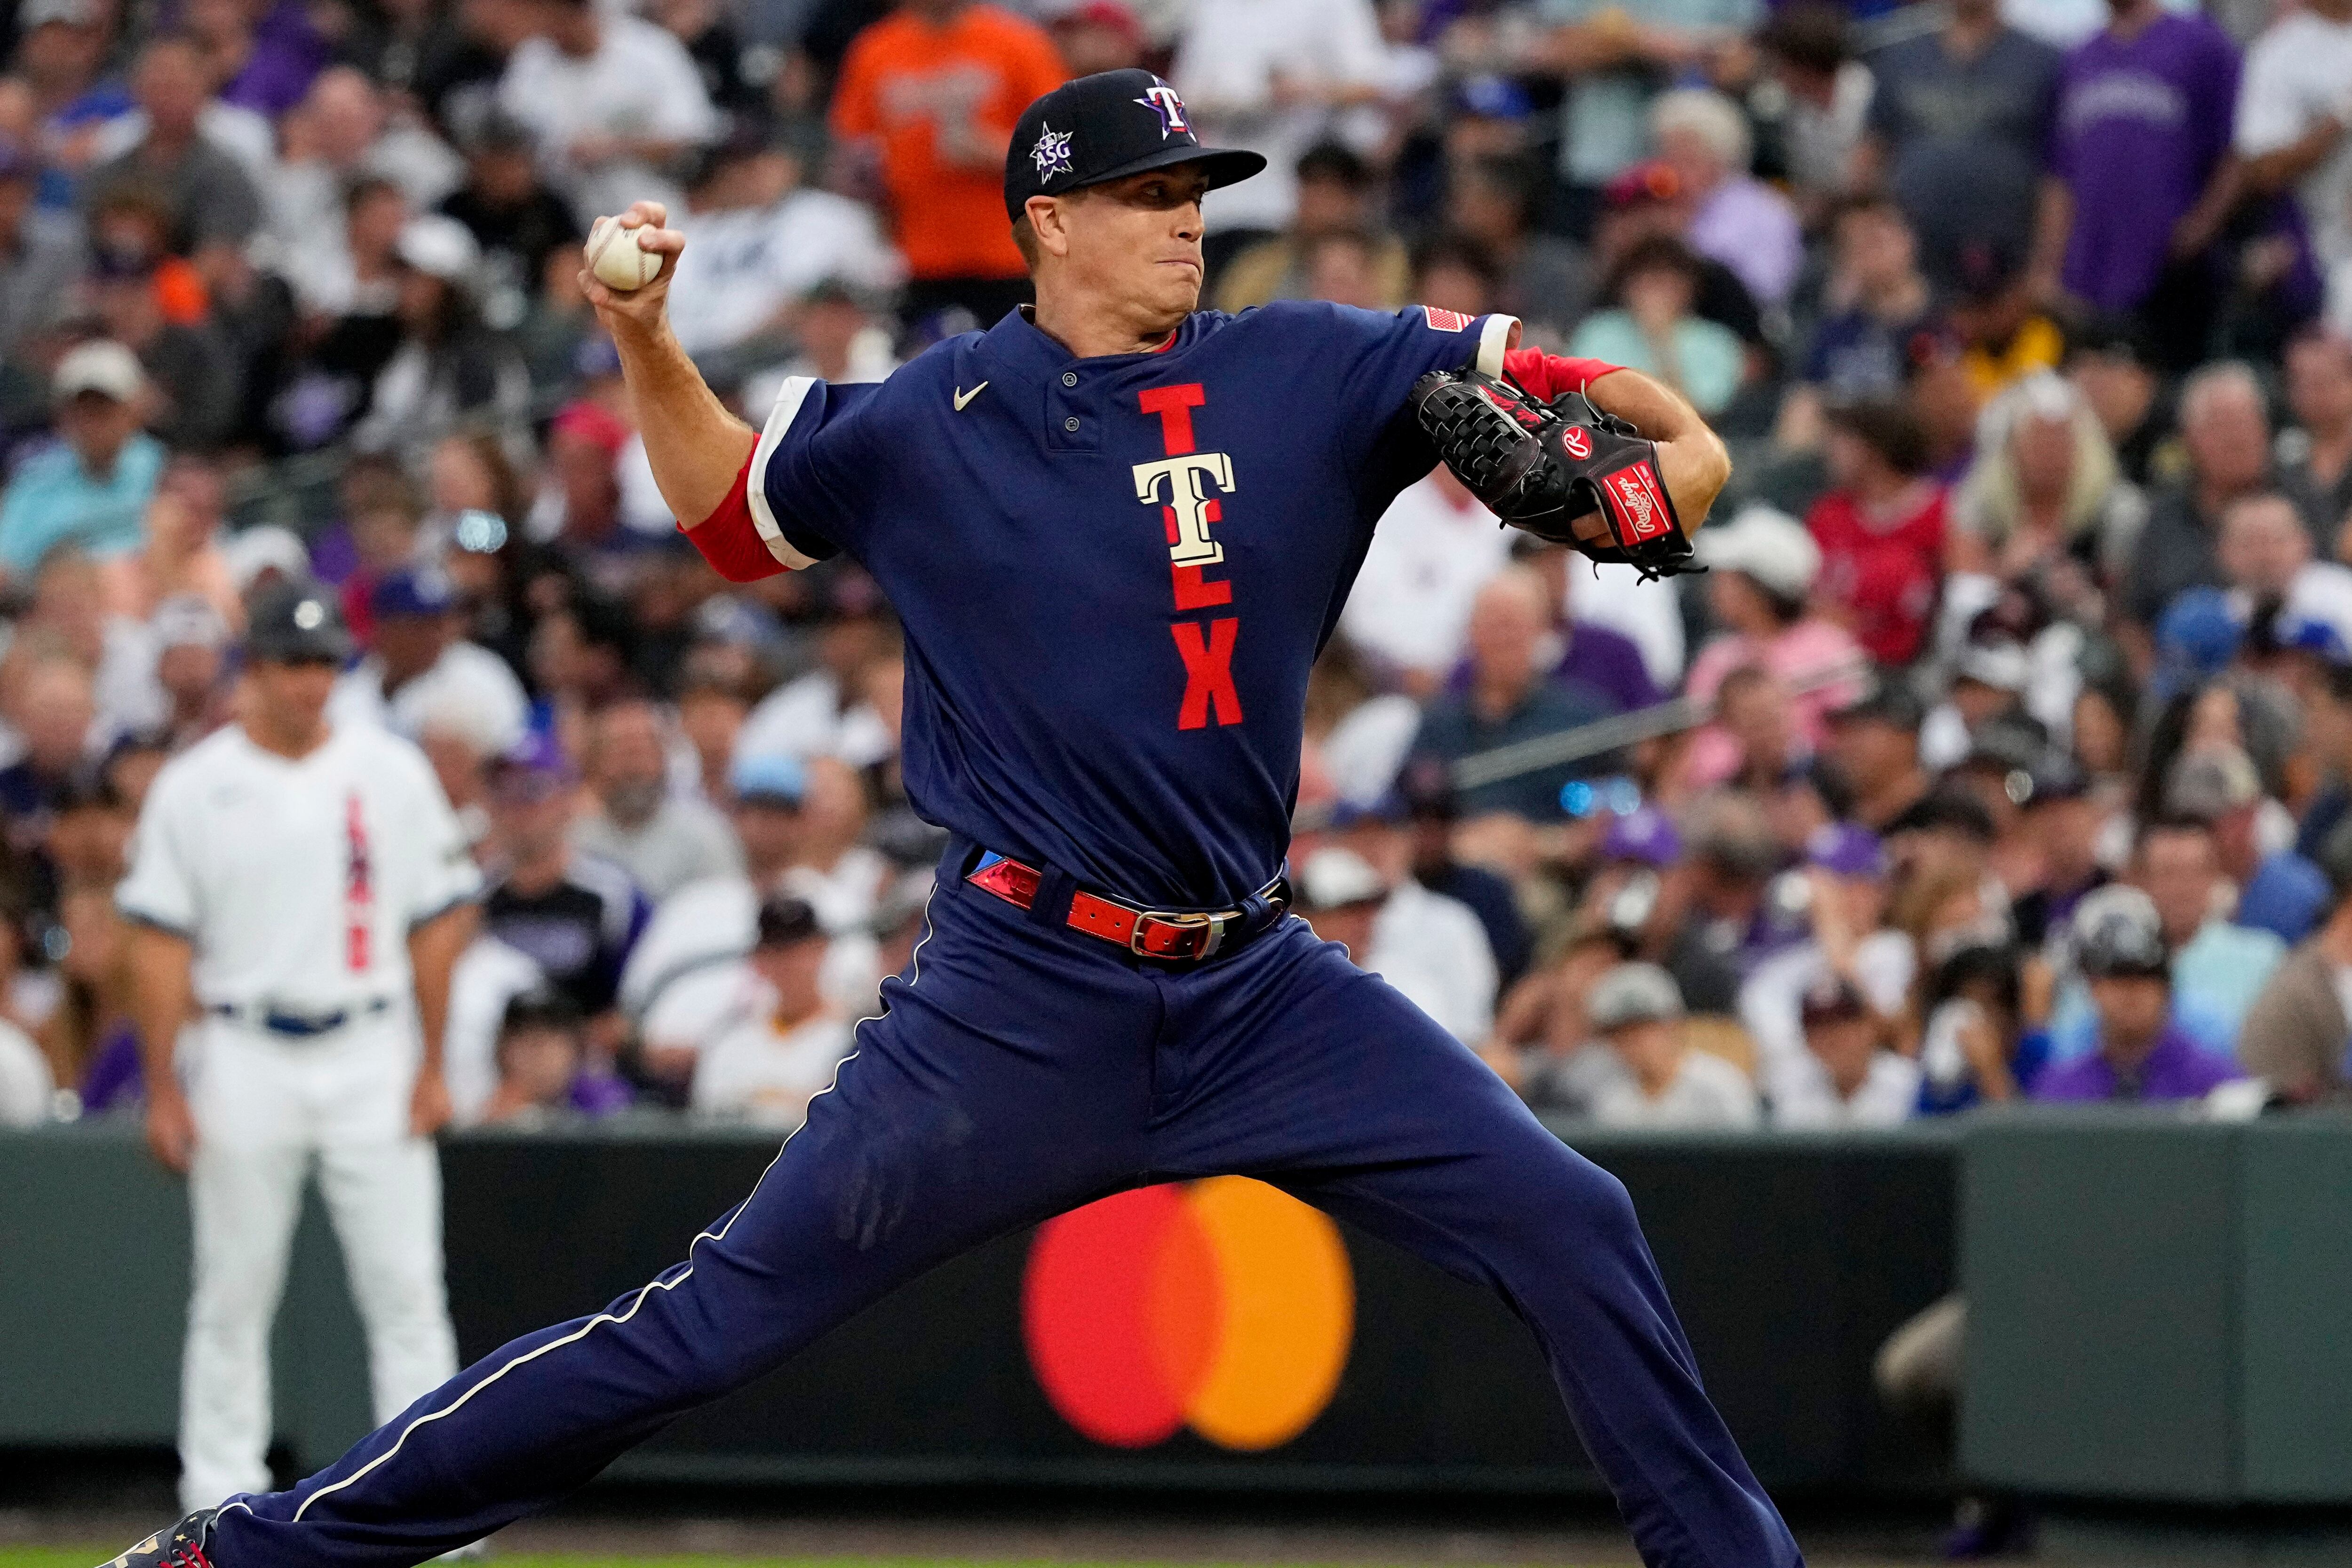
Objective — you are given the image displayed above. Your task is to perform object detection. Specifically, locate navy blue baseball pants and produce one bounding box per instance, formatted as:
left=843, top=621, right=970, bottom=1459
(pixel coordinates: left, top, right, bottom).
left=211, top=855, right=1802, bottom=1568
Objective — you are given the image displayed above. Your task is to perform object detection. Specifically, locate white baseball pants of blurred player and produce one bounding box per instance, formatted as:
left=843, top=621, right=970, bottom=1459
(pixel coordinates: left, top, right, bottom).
left=178, top=1009, right=457, bottom=1514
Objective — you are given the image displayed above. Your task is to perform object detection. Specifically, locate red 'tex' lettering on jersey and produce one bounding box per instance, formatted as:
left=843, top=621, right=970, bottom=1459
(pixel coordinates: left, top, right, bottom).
left=1172, top=564, right=1232, bottom=610
left=1170, top=619, right=1243, bottom=729
left=1142, top=381, right=1242, bottom=730
left=344, top=792, right=373, bottom=972
left=1139, top=382, right=1204, bottom=454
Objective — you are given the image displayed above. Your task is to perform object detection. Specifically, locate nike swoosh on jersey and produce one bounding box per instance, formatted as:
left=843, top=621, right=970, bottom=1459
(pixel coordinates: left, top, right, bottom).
left=954, top=382, right=987, bottom=411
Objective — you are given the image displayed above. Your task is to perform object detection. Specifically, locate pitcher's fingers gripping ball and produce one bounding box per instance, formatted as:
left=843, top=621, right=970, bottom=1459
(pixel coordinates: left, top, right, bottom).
left=1410, top=368, right=1699, bottom=581
left=586, top=214, right=664, bottom=292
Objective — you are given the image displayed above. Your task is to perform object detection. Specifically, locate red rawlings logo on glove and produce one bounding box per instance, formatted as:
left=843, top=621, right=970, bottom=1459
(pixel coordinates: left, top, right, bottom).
left=1604, top=463, right=1669, bottom=542
left=1561, top=426, right=1593, bottom=460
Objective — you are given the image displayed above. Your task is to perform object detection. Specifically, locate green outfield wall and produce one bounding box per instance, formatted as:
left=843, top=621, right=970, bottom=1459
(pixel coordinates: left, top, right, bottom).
left=1961, top=1111, right=2352, bottom=1504
left=0, top=1119, right=1959, bottom=1496
left=24, top=1113, right=2346, bottom=1504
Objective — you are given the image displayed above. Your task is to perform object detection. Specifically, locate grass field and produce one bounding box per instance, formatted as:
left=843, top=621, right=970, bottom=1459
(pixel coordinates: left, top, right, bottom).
left=0, top=1554, right=1565, bottom=1568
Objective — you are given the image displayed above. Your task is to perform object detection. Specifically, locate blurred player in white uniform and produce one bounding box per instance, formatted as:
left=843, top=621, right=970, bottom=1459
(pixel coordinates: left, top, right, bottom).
left=118, top=582, right=484, bottom=1513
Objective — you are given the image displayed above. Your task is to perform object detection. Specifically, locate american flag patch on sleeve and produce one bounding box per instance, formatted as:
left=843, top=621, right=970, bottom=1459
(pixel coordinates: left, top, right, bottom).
left=1419, top=306, right=1474, bottom=333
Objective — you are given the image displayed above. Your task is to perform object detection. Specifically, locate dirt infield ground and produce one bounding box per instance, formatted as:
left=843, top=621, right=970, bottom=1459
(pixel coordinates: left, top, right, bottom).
left=0, top=1498, right=1951, bottom=1568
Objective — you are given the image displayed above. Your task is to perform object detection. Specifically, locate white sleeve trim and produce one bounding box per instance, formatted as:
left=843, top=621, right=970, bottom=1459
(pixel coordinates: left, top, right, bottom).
left=1475, top=314, right=1520, bottom=377
left=745, top=376, right=822, bottom=571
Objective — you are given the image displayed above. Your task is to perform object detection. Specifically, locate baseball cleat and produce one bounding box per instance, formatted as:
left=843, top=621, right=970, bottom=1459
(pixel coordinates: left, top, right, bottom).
left=95, top=1508, right=220, bottom=1568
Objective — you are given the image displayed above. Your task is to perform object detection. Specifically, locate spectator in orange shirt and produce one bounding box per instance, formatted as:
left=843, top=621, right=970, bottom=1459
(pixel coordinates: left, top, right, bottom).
left=830, top=0, right=1065, bottom=331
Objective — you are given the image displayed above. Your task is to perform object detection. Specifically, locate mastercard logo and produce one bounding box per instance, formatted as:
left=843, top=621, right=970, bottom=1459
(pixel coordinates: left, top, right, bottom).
left=1021, top=1178, right=1354, bottom=1451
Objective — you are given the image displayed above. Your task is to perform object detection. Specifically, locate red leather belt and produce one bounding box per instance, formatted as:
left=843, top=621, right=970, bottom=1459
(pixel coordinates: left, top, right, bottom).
left=965, top=851, right=1285, bottom=961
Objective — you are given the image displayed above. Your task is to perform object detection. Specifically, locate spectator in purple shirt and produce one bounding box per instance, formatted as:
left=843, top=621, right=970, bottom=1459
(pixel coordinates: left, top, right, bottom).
left=2040, top=0, right=2241, bottom=372
left=2032, top=896, right=2243, bottom=1101
left=1514, top=537, right=1664, bottom=714
left=188, top=0, right=330, bottom=119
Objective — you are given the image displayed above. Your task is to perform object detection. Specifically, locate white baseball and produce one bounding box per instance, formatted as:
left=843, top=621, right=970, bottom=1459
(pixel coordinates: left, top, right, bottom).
left=586, top=215, right=663, bottom=292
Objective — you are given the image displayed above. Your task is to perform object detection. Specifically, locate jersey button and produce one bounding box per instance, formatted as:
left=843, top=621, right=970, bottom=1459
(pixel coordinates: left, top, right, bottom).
left=1060, top=371, right=1078, bottom=388
left=1063, top=416, right=1081, bottom=432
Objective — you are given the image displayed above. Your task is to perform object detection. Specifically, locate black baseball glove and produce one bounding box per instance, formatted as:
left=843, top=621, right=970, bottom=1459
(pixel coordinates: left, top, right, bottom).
left=1407, top=369, right=1700, bottom=580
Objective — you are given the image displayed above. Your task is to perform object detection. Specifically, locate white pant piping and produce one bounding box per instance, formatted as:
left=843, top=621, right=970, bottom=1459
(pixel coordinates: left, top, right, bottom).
left=218, top=889, right=941, bottom=1531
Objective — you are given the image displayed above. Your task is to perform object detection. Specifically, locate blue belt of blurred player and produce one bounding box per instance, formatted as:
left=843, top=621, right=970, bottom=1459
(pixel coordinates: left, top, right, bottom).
left=207, top=997, right=393, bottom=1038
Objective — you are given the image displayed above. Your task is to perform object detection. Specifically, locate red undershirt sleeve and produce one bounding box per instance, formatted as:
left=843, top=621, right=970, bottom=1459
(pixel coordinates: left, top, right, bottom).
left=1502, top=348, right=1623, bottom=401
left=676, top=450, right=792, bottom=583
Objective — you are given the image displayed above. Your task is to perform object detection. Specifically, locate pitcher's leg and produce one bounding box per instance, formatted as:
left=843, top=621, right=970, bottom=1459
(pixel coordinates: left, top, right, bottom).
left=315, top=1137, right=459, bottom=1427
left=1163, top=929, right=1800, bottom=1568
left=208, top=897, right=1158, bottom=1568
left=1301, top=1125, right=1798, bottom=1568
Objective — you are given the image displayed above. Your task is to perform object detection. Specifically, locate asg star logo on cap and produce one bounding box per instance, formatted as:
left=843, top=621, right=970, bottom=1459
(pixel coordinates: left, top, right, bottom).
left=1031, top=124, right=1074, bottom=180
left=1134, top=81, right=1190, bottom=137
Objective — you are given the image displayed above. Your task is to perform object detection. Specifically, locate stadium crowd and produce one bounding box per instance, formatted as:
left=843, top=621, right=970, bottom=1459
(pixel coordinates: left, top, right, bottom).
left=0, top=0, right=2346, bottom=1132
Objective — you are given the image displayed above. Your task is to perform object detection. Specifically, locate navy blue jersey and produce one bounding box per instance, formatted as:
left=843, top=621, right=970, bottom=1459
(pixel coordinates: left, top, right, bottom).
left=746, top=301, right=1519, bottom=907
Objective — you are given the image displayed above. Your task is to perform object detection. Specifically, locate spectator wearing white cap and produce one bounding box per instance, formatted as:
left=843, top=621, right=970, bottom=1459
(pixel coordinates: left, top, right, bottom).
left=1297, top=846, right=1496, bottom=1043
left=221, top=525, right=311, bottom=600
left=1918, top=640, right=2034, bottom=774
left=1585, top=962, right=1760, bottom=1129
left=1679, top=506, right=1867, bottom=789
left=0, top=341, right=163, bottom=583
left=350, top=215, right=532, bottom=463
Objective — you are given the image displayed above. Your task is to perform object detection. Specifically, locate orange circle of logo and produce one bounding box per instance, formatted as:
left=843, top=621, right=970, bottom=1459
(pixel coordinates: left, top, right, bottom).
left=1021, top=1177, right=1354, bottom=1451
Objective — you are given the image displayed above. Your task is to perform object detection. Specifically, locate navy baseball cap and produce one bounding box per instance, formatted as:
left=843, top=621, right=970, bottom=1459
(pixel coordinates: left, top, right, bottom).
left=1004, top=70, right=1265, bottom=222
left=370, top=566, right=454, bottom=620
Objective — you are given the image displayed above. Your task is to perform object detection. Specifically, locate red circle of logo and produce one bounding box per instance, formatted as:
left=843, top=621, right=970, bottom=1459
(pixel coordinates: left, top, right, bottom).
left=1563, top=427, right=1593, bottom=460
left=1021, top=1179, right=1354, bottom=1451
